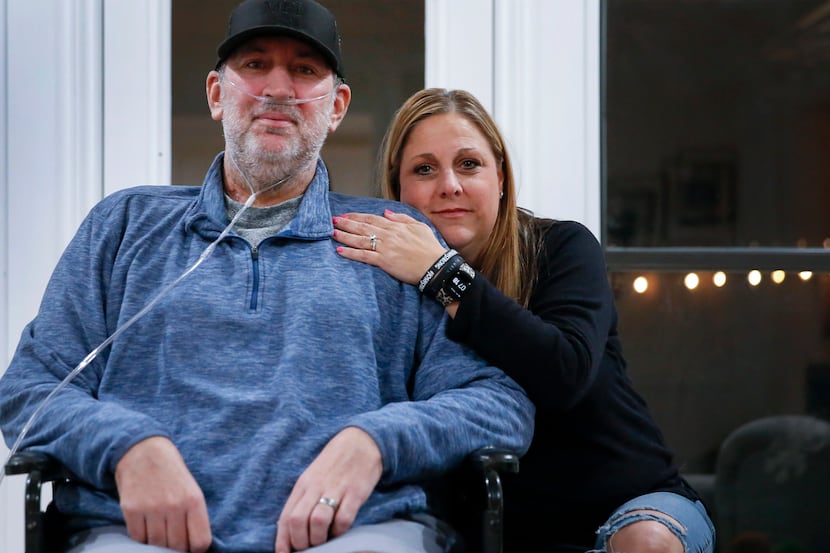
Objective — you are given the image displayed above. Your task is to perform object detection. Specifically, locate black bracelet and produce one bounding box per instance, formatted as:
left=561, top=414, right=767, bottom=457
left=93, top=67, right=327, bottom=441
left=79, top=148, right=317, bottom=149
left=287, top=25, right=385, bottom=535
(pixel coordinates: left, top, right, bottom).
left=424, top=254, right=464, bottom=299
left=434, top=262, right=476, bottom=307
left=418, top=248, right=476, bottom=307
left=418, top=249, right=458, bottom=292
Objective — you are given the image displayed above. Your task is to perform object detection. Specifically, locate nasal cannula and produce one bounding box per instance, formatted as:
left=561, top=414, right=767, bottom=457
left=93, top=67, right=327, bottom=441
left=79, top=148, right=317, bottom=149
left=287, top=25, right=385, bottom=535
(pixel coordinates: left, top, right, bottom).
left=0, top=78, right=337, bottom=486
left=220, top=74, right=339, bottom=105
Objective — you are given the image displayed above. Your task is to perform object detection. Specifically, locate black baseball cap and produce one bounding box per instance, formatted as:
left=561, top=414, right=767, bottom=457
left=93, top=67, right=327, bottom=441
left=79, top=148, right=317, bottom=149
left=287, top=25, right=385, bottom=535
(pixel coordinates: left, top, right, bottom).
left=216, top=0, right=345, bottom=78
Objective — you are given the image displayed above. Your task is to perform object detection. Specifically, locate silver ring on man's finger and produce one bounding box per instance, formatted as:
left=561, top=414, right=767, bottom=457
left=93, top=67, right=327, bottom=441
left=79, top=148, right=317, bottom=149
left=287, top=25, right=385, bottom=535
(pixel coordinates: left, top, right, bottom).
left=368, top=234, right=378, bottom=252
left=318, top=496, right=339, bottom=510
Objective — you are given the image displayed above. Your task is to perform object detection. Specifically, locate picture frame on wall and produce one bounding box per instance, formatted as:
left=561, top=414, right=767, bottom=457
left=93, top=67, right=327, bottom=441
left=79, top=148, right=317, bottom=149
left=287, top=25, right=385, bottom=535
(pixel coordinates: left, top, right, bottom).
left=661, top=148, right=738, bottom=246
left=606, top=178, right=661, bottom=247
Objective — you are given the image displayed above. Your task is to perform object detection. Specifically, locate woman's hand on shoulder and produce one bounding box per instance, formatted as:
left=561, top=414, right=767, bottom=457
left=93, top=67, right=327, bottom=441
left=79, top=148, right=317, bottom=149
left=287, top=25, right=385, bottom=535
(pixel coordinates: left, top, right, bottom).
left=332, top=210, right=448, bottom=286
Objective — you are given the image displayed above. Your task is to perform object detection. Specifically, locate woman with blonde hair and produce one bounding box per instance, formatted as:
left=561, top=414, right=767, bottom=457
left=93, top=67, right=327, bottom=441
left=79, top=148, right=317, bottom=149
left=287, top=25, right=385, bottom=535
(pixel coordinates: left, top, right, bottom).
left=333, top=88, right=714, bottom=553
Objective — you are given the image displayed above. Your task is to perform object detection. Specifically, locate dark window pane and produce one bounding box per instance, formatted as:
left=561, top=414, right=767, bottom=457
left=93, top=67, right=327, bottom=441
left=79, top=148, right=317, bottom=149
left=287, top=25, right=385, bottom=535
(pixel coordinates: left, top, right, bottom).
left=606, top=0, right=830, bottom=248
left=613, top=269, right=830, bottom=551
left=606, top=2, right=830, bottom=550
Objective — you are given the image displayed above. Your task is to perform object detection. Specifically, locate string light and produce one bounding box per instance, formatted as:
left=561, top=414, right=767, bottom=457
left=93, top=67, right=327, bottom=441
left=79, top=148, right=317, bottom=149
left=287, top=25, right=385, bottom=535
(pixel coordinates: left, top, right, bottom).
left=625, top=269, right=823, bottom=296
left=684, top=273, right=699, bottom=290
left=633, top=276, right=649, bottom=294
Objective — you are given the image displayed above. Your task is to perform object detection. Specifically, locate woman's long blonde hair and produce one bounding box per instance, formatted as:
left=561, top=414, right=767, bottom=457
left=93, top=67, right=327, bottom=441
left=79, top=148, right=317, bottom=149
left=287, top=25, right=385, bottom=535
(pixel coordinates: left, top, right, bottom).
left=380, top=88, right=548, bottom=307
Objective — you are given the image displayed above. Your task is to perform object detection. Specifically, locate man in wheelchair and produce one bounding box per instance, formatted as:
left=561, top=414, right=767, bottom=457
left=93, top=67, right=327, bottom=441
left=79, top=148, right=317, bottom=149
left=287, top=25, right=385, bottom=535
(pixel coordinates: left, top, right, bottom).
left=0, top=1, right=534, bottom=551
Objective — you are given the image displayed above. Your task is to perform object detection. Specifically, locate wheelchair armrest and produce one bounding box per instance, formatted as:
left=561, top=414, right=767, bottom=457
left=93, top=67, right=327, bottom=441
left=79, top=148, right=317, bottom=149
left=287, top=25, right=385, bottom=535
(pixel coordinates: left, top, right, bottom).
left=467, top=447, right=520, bottom=553
left=5, top=450, right=72, bottom=480
left=468, top=446, right=520, bottom=473
left=470, top=446, right=519, bottom=473
left=5, top=451, right=73, bottom=553
left=469, top=447, right=519, bottom=510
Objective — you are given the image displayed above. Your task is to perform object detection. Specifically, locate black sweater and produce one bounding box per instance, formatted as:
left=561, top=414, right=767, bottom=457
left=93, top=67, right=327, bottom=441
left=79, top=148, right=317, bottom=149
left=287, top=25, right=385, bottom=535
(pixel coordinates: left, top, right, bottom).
left=446, top=220, right=698, bottom=550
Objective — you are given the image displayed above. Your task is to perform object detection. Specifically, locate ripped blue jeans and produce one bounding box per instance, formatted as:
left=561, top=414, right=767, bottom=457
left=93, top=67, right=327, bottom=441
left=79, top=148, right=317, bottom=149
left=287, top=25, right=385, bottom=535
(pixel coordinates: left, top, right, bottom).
left=591, top=492, right=715, bottom=553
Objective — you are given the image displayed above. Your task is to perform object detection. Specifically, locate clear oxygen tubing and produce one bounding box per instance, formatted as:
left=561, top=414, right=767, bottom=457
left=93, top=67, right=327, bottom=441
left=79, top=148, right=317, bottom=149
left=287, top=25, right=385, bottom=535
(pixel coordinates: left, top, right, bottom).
left=219, top=74, right=339, bottom=106
left=0, top=149, right=291, bottom=488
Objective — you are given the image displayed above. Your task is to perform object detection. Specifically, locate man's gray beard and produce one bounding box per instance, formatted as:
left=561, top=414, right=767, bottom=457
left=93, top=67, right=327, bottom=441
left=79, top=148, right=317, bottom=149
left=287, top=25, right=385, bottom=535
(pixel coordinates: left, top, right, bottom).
left=223, top=99, right=333, bottom=194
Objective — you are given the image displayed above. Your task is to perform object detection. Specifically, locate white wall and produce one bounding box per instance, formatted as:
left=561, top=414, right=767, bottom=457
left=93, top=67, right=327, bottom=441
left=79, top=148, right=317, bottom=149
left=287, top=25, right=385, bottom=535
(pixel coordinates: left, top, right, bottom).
left=103, top=1, right=171, bottom=193
left=425, top=0, right=495, bottom=109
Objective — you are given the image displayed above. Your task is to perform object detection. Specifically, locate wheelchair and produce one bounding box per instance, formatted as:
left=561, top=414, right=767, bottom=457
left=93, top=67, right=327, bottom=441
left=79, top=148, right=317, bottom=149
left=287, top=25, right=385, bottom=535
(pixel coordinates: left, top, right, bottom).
left=6, top=446, right=518, bottom=553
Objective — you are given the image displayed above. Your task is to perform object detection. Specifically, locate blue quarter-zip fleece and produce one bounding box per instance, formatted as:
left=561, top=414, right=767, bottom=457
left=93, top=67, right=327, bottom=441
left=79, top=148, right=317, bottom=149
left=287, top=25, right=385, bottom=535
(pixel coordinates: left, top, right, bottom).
left=0, top=154, right=534, bottom=553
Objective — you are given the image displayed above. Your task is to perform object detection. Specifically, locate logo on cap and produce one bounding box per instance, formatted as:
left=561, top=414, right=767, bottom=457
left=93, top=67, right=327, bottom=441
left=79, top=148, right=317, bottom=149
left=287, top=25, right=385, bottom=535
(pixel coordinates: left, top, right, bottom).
left=266, top=0, right=302, bottom=27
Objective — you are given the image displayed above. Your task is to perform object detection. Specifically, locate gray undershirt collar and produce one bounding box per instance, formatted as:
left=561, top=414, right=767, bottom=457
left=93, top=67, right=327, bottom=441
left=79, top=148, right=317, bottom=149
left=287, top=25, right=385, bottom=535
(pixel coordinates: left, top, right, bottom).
left=224, top=193, right=303, bottom=247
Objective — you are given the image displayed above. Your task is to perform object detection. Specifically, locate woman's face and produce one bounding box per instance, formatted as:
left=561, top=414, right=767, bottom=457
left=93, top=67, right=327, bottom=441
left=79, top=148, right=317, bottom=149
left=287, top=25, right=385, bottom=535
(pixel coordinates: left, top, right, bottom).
left=398, top=112, right=503, bottom=265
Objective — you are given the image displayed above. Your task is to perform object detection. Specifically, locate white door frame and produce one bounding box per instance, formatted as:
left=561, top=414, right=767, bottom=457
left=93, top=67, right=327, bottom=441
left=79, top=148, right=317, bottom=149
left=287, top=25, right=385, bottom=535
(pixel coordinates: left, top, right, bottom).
left=2, top=1, right=105, bottom=548
left=426, top=0, right=600, bottom=235
left=1, top=2, right=170, bottom=551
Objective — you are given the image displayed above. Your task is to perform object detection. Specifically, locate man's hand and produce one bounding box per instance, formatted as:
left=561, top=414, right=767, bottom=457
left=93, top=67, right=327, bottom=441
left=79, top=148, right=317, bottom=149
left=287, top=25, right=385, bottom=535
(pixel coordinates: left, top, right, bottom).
left=115, top=436, right=212, bottom=553
left=275, top=427, right=383, bottom=553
